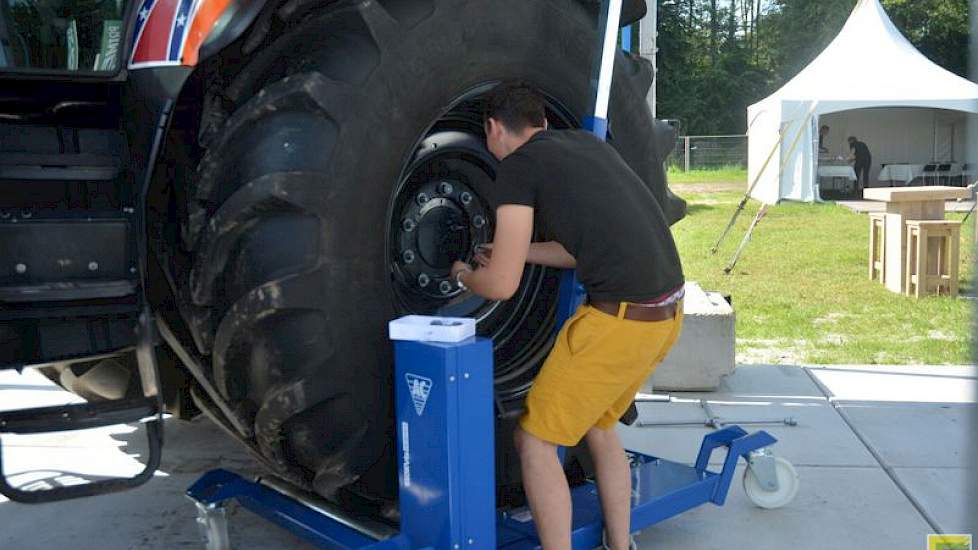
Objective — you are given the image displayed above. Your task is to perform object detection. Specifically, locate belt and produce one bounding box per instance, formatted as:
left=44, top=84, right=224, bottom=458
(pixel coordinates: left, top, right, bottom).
left=590, top=300, right=679, bottom=322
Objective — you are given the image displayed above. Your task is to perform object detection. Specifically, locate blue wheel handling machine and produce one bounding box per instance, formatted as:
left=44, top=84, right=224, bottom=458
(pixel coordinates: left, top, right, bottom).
left=187, top=1, right=795, bottom=547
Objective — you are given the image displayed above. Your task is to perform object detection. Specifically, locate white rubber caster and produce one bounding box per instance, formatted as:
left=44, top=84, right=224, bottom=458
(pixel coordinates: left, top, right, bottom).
left=743, top=456, right=799, bottom=509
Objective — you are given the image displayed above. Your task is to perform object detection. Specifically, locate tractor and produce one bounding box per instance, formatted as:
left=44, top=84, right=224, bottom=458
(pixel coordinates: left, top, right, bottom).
left=0, top=0, right=685, bottom=515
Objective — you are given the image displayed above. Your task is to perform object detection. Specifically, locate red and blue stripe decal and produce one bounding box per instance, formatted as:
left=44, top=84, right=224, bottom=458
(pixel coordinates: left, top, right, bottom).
left=129, top=0, right=204, bottom=68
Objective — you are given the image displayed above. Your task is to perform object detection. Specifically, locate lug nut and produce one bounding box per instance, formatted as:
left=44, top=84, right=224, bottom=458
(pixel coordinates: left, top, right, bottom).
left=402, top=218, right=416, bottom=232
left=417, top=273, right=430, bottom=287
left=472, top=215, right=486, bottom=228
left=437, top=182, right=454, bottom=195
left=88, top=261, right=99, bottom=272
left=416, top=192, right=429, bottom=205
left=402, top=250, right=416, bottom=264
left=15, top=263, right=26, bottom=274
left=460, top=192, right=473, bottom=205
left=439, top=280, right=453, bottom=294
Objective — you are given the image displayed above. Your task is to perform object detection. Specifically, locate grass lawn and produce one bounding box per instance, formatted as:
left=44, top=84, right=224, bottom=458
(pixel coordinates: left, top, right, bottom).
left=669, top=176, right=974, bottom=365
left=667, top=166, right=748, bottom=185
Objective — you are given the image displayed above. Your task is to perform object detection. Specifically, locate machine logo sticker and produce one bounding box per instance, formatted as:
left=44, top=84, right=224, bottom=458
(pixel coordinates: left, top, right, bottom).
left=405, top=374, right=433, bottom=416
left=927, top=534, right=972, bottom=550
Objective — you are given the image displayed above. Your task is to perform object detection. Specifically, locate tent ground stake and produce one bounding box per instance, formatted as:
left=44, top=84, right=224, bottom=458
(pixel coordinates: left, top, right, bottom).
left=724, top=205, right=768, bottom=274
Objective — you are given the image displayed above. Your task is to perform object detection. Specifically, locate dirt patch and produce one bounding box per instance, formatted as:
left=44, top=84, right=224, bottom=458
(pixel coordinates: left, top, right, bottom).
left=672, top=182, right=744, bottom=193
left=738, top=338, right=808, bottom=365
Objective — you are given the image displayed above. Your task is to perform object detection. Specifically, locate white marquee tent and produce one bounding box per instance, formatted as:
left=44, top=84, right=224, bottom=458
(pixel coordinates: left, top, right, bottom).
left=746, top=0, right=978, bottom=205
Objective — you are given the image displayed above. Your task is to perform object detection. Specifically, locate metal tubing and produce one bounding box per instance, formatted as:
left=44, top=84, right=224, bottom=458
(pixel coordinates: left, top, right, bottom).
left=260, top=476, right=399, bottom=542
left=590, top=0, right=624, bottom=122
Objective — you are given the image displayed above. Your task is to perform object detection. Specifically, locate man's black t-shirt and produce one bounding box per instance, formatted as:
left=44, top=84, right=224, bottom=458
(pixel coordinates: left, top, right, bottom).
left=490, top=129, right=684, bottom=303
left=851, top=140, right=871, bottom=165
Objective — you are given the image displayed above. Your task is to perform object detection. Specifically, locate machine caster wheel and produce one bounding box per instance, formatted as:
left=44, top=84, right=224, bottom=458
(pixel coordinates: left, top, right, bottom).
left=743, top=456, right=799, bottom=509
left=195, top=501, right=231, bottom=550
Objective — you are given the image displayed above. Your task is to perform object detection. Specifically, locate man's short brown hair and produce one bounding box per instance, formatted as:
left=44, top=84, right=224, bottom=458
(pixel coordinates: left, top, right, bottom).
left=483, top=81, right=546, bottom=132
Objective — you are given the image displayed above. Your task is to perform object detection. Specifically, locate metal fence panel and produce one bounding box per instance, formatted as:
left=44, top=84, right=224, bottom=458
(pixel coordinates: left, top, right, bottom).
left=669, top=135, right=748, bottom=171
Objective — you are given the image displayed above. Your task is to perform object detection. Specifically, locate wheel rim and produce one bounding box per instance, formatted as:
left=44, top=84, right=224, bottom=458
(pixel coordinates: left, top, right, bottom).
left=387, top=83, right=577, bottom=404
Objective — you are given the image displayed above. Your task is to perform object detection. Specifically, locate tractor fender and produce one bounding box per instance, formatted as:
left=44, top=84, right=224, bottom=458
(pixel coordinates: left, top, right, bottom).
left=191, top=0, right=645, bottom=67
left=196, top=0, right=268, bottom=63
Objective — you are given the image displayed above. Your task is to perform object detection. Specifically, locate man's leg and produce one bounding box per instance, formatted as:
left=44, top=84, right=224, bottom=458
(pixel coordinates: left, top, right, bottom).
left=585, top=426, right=632, bottom=550
left=514, top=426, right=572, bottom=550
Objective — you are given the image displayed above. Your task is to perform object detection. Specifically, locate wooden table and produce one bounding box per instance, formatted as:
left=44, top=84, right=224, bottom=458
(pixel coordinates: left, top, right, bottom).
left=862, top=186, right=970, bottom=293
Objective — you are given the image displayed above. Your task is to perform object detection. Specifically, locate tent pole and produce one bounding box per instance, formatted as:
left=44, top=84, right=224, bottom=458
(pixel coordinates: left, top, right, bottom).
left=723, top=204, right=768, bottom=274
left=711, top=101, right=819, bottom=255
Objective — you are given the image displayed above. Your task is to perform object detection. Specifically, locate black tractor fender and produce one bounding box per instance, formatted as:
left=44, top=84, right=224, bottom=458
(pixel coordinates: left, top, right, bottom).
left=195, top=0, right=647, bottom=65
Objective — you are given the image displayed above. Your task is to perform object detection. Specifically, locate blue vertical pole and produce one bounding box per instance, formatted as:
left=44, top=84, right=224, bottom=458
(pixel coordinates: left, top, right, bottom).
left=621, top=25, right=632, bottom=52
left=556, top=0, right=624, bottom=332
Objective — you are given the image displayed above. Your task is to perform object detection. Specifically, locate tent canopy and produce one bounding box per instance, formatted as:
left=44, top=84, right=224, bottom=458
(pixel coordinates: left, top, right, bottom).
left=747, top=0, right=978, bottom=204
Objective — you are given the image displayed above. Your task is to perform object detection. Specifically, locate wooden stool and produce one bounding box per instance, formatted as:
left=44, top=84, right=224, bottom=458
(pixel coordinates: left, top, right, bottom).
left=904, top=220, right=962, bottom=298
left=868, top=213, right=886, bottom=283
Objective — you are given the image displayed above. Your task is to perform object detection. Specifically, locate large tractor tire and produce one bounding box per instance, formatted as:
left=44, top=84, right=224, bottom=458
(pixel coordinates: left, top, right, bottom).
left=178, top=0, right=685, bottom=505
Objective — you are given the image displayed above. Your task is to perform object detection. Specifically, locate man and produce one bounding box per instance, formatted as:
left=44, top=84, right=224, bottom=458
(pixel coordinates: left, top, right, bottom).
left=818, top=125, right=830, bottom=154
left=450, top=82, right=685, bottom=550
left=848, top=136, right=872, bottom=192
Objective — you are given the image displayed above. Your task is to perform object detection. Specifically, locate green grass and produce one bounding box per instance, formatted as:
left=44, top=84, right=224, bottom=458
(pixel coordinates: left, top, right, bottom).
left=671, top=184, right=974, bottom=365
left=667, top=165, right=748, bottom=185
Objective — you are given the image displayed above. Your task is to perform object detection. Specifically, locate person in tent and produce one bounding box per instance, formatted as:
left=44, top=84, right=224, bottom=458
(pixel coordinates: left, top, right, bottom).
left=818, top=125, right=830, bottom=154
left=847, top=136, right=872, bottom=192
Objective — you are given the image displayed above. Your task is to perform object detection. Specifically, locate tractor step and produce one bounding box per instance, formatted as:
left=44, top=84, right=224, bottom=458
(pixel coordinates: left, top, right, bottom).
left=0, top=398, right=156, bottom=434
left=0, top=312, right=164, bottom=503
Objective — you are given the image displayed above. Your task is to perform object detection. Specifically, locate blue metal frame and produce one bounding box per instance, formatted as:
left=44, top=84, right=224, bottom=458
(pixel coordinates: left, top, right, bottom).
left=187, top=469, right=411, bottom=550
left=187, top=337, right=779, bottom=550
left=556, top=0, right=624, bottom=331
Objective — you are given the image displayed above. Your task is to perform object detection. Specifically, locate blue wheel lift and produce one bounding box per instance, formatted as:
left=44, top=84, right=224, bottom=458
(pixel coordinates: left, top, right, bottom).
left=186, top=1, right=797, bottom=547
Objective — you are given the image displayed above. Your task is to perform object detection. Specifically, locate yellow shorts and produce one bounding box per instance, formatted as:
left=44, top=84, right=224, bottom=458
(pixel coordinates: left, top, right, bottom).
left=519, top=302, right=683, bottom=446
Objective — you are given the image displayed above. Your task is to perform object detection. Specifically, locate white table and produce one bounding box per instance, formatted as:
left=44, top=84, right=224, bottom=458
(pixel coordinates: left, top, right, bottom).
left=817, top=165, right=857, bottom=180
left=878, top=164, right=925, bottom=185
left=817, top=165, right=857, bottom=193
left=879, top=163, right=969, bottom=185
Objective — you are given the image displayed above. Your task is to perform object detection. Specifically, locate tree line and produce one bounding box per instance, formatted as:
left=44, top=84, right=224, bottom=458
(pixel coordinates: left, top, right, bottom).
left=652, top=0, right=971, bottom=135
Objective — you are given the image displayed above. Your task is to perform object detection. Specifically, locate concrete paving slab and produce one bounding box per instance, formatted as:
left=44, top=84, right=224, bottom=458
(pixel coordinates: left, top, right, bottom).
left=0, top=416, right=313, bottom=550
left=891, top=468, right=973, bottom=535
left=635, top=465, right=933, bottom=550
left=664, top=364, right=826, bottom=400
left=807, top=364, right=978, bottom=379
left=620, top=398, right=876, bottom=467
left=809, top=368, right=977, bottom=404
left=838, top=403, right=975, bottom=468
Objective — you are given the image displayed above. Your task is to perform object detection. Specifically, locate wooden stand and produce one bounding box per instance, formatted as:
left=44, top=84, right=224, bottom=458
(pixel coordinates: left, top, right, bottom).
left=863, top=186, right=970, bottom=293
left=904, top=220, right=961, bottom=298
left=868, top=213, right=886, bottom=283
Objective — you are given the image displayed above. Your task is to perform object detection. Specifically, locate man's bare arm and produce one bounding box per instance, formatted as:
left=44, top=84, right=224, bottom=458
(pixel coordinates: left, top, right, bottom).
left=527, top=241, right=576, bottom=268
left=453, top=205, right=533, bottom=301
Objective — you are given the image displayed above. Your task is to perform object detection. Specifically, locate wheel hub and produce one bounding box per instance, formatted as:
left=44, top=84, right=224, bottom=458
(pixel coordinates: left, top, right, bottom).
left=393, top=178, right=491, bottom=299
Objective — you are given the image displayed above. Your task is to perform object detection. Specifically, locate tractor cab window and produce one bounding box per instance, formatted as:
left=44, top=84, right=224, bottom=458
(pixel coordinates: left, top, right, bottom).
left=0, top=0, right=128, bottom=73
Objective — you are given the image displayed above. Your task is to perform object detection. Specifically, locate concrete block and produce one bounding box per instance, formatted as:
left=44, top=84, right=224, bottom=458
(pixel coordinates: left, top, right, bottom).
left=645, top=282, right=735, bottom=391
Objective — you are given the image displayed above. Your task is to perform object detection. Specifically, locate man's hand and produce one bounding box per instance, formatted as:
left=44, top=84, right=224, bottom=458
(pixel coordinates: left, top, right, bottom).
left=474, top=244, right=493, bottom=267
left=451, top=261, right=474, bottom=281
